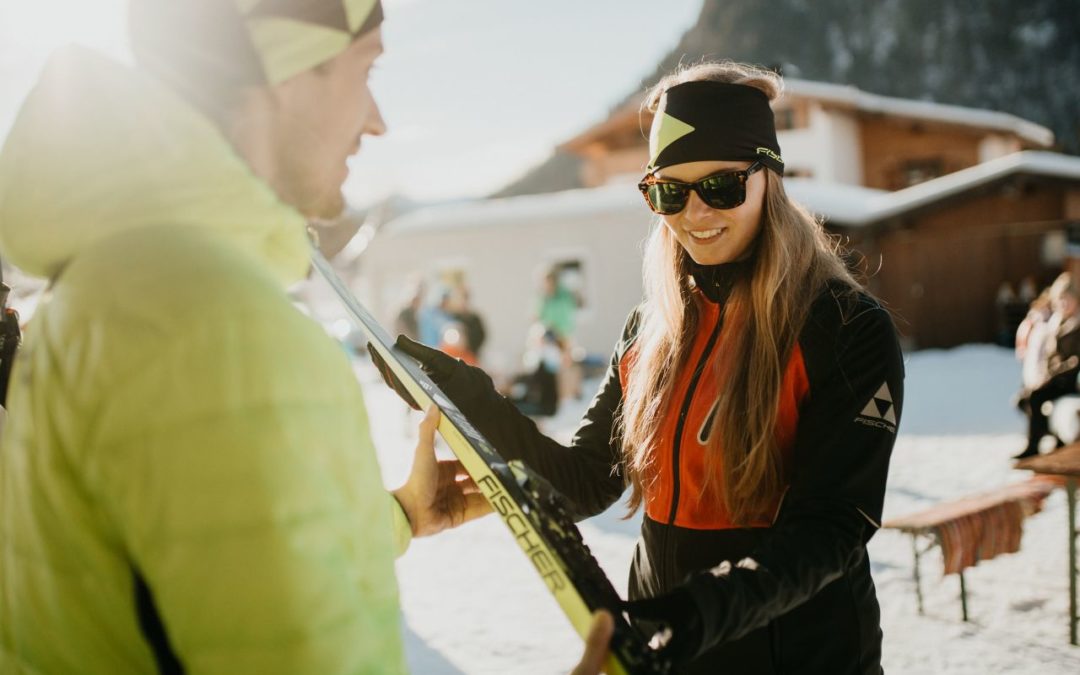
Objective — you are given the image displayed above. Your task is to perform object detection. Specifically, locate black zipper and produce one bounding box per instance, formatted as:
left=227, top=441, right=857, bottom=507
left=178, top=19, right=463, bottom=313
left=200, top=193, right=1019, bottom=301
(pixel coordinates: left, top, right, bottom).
left=667, top=312, right=724, bottom=525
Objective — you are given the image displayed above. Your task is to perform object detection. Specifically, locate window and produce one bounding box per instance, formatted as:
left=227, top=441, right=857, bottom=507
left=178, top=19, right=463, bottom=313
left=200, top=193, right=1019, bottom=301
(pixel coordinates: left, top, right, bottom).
left=773, top=104, right=807, bottom=131
left=898, top=158, right=944, bottom=188
left=774, top=108, right=796, bottom=131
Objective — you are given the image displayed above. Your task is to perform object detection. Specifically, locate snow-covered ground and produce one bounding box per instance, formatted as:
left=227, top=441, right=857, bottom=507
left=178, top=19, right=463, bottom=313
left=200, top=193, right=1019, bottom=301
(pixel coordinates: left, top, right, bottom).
left=362, top=344, right=1080, bottom=674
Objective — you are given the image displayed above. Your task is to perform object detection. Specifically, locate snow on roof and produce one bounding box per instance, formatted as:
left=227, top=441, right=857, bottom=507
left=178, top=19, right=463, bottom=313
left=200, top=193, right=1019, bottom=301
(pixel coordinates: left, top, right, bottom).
left=783, top=179, right=889, bottom=225
left=380, top=180, right=645, bottom=237
left=831, top=150, right=1080, bottom=227
left=379, top=151, right=1080, bottom=236
left=563, top=79, right=1055, bottom=153
left=783, top=79, right=1055, bottom=147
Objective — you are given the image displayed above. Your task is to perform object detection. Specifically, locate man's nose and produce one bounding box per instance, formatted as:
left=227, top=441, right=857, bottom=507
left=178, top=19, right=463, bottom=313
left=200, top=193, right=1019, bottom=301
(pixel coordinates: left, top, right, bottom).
left=366, top=100, right=388, bottom=137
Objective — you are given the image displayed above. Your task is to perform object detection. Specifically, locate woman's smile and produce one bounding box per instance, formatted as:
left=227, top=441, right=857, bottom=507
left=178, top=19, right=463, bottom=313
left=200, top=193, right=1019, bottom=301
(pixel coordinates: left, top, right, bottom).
left=686, top=226, right=727, bottom=242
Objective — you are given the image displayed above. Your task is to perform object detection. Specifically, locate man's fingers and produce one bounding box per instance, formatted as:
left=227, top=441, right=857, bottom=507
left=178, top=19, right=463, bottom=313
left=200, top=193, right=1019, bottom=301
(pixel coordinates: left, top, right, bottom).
left=420, top=405, right=441, bottom=436
left=442, top=458, right=465, bottom=474
left=438, top=491, right=491, bottom=530
left=460, top=493, right=493, bottom=523
left=413, top=406, right=441, bottom=466
left=436, top=459, right=463, bottom=479
left=570, top=610, right=614, bottom=675
left=456, top=476, right=481, bottom=495
left=586, top=610, right=615, bottom=651
left=435, top=460, right=476, bottom=486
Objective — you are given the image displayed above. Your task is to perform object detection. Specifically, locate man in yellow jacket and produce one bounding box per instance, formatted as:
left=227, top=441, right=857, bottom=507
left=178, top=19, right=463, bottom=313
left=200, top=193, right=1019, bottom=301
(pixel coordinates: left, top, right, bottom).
left=0, top=1, right=611, bottom=672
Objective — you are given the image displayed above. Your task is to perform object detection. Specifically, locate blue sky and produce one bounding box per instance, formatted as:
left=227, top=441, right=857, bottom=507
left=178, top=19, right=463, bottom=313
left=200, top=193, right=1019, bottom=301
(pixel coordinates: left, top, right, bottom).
left=0, top=0, right=702, bottom=206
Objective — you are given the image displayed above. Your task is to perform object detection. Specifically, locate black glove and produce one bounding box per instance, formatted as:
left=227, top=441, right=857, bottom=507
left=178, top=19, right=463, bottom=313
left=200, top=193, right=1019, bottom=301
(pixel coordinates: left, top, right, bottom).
left=394, top=335, right=461, bottom=381
left=371, top=335, right=590, bottom=514
left=622, top=574, right=712, bottom=665
left=368, top=335, right=484, bottom=410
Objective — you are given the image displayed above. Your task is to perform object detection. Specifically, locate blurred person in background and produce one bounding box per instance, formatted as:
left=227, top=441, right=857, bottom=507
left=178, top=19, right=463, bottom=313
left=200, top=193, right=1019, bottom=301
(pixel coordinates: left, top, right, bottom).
left=381, top=61, right=904, bottom=673
left=1018, top=275, right=1038, bottom=305
left=0, top=1, right=611, bottom=672
left=418, top=286, right=453, bottom=347
left=539, top=268, right=579, bottom=340
left=394, top=278, right=426, bottom=342
left=1015, top=272, right=1080, bottom=459
left=508, top=322, right=563, bottom=419
left=438, top=319, right=477, bottom=366
left=1016, top=285, right=1053, bottom=389
left=449, top=285, right=487, bottom=360
left=539, top=268, right=584, bottom=402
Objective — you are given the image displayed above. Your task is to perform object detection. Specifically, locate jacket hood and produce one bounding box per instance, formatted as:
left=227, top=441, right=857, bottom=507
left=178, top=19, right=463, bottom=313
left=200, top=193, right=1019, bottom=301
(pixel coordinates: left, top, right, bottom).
left=0, top=46, right=310, bottom=283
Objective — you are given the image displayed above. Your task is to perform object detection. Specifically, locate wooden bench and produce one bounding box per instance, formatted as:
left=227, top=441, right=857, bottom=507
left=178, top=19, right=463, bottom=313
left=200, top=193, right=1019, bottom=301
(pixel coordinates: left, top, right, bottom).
left=883, top=476, right=1063, bottom=621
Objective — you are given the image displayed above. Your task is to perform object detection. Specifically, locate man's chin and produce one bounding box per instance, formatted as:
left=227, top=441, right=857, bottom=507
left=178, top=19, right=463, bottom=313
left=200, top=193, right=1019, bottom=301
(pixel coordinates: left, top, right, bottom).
left=307, top=191, right=347, bottom=222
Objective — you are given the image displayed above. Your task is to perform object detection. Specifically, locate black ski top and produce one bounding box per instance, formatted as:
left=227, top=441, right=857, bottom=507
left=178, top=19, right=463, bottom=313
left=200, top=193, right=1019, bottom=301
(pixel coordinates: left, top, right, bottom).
left=438, top=275, right=904, bottom=674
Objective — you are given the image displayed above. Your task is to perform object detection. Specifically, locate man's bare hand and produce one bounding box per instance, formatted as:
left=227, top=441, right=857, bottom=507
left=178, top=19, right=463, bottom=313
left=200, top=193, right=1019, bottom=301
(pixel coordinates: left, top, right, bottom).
left=570, top=610, right=615, bottom=675
left=392, top=406, right=491, bottom=536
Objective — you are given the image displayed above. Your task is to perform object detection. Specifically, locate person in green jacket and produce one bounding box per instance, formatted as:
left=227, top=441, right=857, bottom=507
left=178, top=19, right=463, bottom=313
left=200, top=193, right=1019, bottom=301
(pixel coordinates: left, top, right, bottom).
left=0, top=1, right=611, bottom=672
left=539, top=270, right=580, bottom=342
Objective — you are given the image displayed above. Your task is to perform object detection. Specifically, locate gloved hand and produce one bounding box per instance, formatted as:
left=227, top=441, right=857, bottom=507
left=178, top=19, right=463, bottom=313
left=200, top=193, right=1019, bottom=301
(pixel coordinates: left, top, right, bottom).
left=368, top=334, right=494, bottom=411
left=370, top=335, right=556, bottom=502
left=622, top=575, right=711, bottom=665
left=368, top=336, right=448, bottom=410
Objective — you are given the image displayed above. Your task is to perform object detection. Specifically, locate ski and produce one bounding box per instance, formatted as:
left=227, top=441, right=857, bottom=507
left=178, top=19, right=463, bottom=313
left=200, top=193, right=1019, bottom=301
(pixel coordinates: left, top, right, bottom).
left=310, top=245, right=669, bottom=675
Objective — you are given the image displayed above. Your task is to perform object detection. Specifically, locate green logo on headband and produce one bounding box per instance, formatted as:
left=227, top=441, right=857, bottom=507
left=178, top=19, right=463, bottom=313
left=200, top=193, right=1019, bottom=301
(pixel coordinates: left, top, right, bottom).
left=756, top=147, right=783, bottom=164
left=649, top=112, right=696, bottom=168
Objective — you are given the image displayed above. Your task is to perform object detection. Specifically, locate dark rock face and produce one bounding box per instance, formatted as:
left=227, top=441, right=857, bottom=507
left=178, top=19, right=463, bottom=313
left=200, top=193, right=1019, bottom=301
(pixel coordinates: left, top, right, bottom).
left=653, top=0, right=1078, bottom=153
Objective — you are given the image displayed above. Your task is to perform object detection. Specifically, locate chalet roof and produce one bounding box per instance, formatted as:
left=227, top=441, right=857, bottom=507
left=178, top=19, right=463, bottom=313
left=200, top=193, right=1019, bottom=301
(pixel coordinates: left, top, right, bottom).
left=560, top=79, right=1055, bottom=154
left=784, top=179, right=888, bottom=225
left=827, top=150, right=1080, bottom=226
left=782, top=79, right=1055, bottom=147
left=380, top=152, right=1080, bottom=237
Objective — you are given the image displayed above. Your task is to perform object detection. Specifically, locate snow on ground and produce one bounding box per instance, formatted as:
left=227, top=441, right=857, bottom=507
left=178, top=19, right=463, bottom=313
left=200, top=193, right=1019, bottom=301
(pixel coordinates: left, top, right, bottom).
left=361, top=344, right=1080, bottom=673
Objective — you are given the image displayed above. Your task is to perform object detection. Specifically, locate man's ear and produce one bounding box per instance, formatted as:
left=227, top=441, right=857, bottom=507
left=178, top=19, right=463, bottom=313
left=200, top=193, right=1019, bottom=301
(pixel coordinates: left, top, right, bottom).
left=232, top=79, right=298, bottom=129
left=222, top=85, right=278, bottom=157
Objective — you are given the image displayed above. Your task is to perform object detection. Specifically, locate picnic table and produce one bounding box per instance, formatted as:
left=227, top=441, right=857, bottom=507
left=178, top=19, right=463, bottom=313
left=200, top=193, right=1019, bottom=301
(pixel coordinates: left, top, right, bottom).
left=883, top=477, right=1059, bottom=622
left=1015, top=443, right=1080, bottom=645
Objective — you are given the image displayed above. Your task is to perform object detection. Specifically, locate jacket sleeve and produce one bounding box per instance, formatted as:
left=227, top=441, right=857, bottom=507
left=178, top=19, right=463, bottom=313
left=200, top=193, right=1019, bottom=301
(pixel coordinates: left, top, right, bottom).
left=431, top=311, right=641, bottom=519
left=1047, top=324, right=1080, bottom=378
left=91, top=305, right=407, bottom=674
left=683, top=289, right=904, bottom=649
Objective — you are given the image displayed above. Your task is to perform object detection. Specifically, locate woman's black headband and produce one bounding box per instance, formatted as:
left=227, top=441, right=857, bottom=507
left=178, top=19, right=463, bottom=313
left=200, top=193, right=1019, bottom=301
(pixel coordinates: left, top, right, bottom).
left=647, top=80, right=785, bottom=175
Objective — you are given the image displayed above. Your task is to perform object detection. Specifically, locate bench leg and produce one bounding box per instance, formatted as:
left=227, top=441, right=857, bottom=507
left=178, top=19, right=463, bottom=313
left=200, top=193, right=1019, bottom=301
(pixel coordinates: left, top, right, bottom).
left=912, top=534, right=924, bottom=615
left=1068, top=478, right=1077, bottom=646
left=959, top=570, right=969, bottom=622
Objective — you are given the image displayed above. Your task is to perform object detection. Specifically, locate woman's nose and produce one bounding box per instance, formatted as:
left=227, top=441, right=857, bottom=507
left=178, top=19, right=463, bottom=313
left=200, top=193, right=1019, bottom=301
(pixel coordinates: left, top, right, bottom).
left=683, top=189, right=715, bottom=221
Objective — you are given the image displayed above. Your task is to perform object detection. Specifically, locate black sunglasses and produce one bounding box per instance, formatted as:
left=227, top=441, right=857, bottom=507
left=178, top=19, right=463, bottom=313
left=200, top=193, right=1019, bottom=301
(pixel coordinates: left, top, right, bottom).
left=637, top=161, right=764, bottom=215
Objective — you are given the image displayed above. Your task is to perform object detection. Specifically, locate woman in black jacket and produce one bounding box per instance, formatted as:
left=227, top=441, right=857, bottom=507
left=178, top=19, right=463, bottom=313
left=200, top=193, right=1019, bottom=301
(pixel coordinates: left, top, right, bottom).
left=382, top=62, right=904, bottom=674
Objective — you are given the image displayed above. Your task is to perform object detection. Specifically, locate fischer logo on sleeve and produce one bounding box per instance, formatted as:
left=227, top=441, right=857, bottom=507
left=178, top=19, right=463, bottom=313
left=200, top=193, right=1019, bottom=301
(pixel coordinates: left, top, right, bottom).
left=855, top=382, right=897, bottom=433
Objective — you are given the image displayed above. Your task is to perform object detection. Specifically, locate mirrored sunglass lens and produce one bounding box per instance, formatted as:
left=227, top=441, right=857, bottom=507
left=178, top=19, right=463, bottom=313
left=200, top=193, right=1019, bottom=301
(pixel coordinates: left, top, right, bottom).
left=648, top=183, right=689, bottom=214
left=699, top=173, right=743, bottom=209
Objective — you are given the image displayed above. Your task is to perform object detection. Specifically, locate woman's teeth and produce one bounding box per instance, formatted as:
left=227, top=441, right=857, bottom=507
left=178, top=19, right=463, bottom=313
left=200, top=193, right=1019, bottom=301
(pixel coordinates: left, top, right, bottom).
left=689, top=228, right=724, bottom=240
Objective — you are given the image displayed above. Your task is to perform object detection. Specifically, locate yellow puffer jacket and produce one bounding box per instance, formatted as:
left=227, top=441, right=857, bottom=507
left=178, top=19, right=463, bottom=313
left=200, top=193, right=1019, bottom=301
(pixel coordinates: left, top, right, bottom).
left=0, top=47, right=410, bottom=674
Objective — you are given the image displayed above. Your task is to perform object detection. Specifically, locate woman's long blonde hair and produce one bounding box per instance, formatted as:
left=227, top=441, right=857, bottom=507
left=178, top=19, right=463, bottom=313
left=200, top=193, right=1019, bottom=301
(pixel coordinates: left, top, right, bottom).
left=619, top=61, right=858, bottom=525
